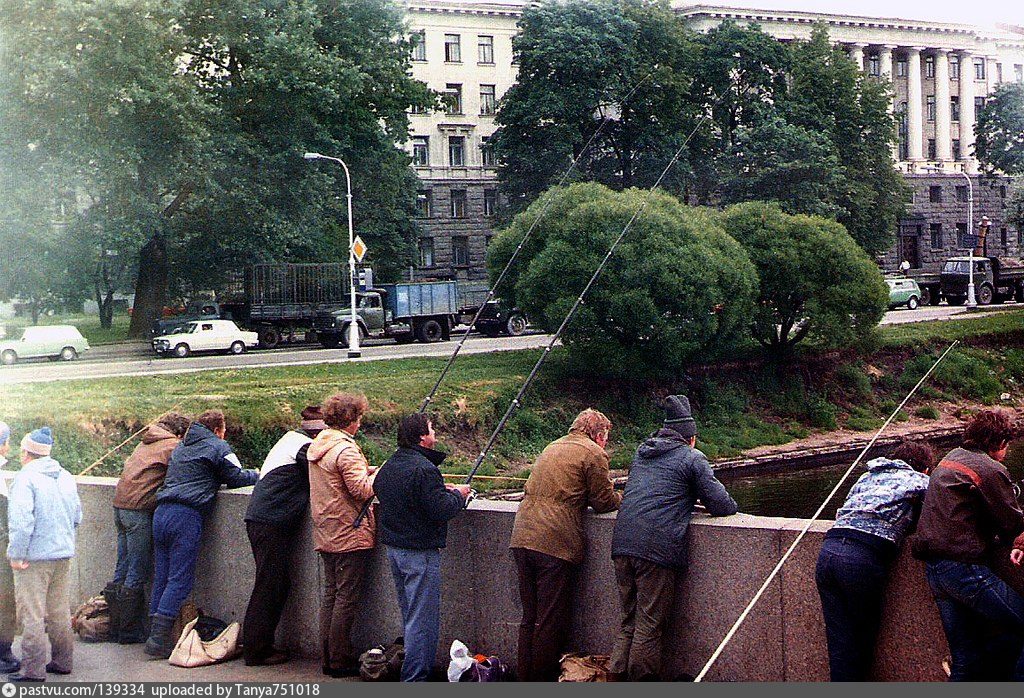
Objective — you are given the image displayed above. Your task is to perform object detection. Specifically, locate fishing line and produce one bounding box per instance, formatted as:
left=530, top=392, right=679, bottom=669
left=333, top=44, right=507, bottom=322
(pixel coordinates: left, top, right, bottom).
left=77, top=398, right=190, bottom=478
left=693, top=340, right=960, bottom=682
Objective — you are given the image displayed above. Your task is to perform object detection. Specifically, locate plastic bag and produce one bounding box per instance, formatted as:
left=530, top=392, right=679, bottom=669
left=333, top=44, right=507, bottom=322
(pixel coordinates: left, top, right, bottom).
left=448, top=640, right=475, bottom=682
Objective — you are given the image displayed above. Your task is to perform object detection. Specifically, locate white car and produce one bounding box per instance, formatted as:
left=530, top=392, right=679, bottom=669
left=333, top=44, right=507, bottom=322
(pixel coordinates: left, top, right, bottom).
left=152, top=320, right=259, bottom=358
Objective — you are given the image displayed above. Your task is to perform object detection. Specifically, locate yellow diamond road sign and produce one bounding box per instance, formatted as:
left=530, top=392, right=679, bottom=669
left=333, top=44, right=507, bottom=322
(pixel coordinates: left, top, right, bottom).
left=352, top=236, right=368, bottom=263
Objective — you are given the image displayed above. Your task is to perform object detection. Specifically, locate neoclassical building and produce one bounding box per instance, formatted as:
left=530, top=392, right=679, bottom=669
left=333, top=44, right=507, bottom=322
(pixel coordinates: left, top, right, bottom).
left=404, top=0, right=1024, bottom=279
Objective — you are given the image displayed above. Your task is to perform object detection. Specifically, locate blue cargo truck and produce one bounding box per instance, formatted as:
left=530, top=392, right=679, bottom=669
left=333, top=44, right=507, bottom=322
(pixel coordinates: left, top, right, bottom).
left=313, top=280, right=463, bottom=347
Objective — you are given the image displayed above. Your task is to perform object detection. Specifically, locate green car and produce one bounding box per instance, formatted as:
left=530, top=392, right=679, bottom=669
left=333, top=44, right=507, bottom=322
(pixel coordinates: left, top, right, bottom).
left=885, top=278, right=922, bottom=310
left=0, top=324, right=90, bottom=365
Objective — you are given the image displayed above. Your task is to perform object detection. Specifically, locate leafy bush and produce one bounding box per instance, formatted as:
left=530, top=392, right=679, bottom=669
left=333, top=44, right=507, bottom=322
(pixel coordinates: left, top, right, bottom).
left=900, top=351, right=1002, bottom=403
left=915, top=405, right=941, bottom=420
left=834, top=362, right=872, bottom=400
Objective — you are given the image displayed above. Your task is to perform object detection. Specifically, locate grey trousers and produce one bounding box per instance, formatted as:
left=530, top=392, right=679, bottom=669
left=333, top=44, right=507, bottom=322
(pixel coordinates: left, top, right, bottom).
left=14, top=559, right=74, bottom=679
left=609, top=555, right=677, bottom=681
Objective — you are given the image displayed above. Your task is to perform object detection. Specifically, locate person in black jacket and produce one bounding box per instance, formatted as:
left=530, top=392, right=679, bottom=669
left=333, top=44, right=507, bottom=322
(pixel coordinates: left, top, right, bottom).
left=609, top=395, right=738, bottom=681
left=144, top=410, right=258, bottom=659
left=372, top=414, right=470, bottom=682
left=241, top=405, right=325, bottom=667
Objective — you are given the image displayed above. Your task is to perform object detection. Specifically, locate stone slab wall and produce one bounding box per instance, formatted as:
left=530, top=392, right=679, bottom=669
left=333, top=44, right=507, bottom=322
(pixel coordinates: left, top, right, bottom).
left=70, top=477, right=947, bottom=681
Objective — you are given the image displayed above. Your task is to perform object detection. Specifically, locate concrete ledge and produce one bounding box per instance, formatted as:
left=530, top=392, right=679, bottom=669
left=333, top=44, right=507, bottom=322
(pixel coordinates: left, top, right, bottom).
left=68, top=479, right=947, bottom=681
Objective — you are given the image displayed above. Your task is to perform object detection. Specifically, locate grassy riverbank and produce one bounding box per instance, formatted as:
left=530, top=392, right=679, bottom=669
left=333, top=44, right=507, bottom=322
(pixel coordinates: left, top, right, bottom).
left=2, top=310, right=1024, bottom=484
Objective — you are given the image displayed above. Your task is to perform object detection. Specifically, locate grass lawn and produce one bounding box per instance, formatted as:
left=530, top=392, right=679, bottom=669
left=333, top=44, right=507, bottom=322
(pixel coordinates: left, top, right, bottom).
left=2, top=312, right=131, bottom=345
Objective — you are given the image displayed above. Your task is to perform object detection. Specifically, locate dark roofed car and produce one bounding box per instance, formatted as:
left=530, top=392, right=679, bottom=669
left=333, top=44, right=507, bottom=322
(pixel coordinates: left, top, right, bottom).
left=474, top=300, right=529, bottom=337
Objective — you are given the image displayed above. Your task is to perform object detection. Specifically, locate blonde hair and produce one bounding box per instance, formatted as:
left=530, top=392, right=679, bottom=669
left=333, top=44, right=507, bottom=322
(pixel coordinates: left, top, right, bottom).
left=569, top=408, right=612, bottom=443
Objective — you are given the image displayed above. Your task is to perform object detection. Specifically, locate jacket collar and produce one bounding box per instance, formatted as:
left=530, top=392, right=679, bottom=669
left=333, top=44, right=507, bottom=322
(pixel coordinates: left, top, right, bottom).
left=408, top=444, right=447, bottom=466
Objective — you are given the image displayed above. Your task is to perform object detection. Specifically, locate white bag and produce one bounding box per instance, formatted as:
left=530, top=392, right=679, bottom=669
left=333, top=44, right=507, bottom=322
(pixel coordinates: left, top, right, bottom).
left=168, top=616, right=242, bottom=668
left=448, top=640, right=475, bottom=682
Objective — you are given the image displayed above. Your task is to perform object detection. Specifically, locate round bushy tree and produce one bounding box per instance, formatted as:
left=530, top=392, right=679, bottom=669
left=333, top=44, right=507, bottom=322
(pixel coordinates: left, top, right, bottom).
left=720, top=201, right=888, bottom=353
left=488, top=182, right=759, bottom=379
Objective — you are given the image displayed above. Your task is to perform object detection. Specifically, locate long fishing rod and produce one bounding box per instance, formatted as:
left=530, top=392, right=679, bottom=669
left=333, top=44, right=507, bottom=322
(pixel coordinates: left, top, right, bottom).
left=77, top=398, right=189, bottom=478
left=693, top=340, right=960, bottom=682
left=417, top=71, right=656, bottom=414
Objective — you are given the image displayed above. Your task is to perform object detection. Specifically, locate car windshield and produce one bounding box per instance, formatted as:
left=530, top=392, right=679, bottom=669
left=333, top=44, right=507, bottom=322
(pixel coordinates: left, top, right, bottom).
left=943, top=261, right=970, bottom=274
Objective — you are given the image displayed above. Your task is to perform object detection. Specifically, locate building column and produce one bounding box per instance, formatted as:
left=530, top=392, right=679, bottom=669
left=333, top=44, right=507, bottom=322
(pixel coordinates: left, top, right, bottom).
left=960, top=49, right=977, bottom=173
left=934, top=49, right=952, bottom=163
left=906, top=47, right=924, bottom=162
left=848, top=42, right=867, bottom=71
left=879, top=45, right=898, bottom=161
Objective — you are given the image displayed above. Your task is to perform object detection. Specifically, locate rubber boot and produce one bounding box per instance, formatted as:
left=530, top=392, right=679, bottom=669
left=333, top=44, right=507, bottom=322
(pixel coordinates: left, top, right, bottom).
left=101, top=582, right=122, bottom=643
left=143, top=614, right=176, bottom=659
left=117, top=587, right=148, bottom=645
left=0, top=640, right=20, bottom=674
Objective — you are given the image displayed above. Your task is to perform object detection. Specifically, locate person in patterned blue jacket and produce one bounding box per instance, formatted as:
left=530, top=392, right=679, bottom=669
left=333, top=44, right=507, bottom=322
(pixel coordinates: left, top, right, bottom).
left=815, top=439, right=936, bottom=681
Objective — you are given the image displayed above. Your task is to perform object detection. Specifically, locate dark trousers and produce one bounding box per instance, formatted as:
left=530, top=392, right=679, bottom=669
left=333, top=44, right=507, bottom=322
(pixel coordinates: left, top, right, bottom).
left=386, top=546, right=442, bottom=682
left=150, top=503, right=203, bottom=619
left=609, top=555, right=677, bottom=681
left=814, top=535, right=890, bottom=681
left=113, top=507, right=153, bottom=590
left=319, top=549, right=371, bottom=671
left=926, top=559, right=1024, bottom=681
left=243, top=521, right=299, bottom=663
left=512, top=547, right=574, bottom=681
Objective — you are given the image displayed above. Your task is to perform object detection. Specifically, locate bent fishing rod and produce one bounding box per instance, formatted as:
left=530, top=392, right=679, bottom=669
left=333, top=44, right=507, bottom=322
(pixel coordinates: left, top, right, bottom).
left=693, top=340, right=960, bottom=682
left=417, top=70, right=656, bottom=415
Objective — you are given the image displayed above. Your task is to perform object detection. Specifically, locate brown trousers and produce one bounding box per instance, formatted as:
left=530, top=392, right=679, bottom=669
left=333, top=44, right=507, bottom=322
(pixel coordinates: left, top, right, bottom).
left=610, top=555, right=677, bottom=681
left=319, top=549, right=370, bottom=671
left=14, top=559, right=74, bottom=680
left=512, top=547, right=574, bottom=681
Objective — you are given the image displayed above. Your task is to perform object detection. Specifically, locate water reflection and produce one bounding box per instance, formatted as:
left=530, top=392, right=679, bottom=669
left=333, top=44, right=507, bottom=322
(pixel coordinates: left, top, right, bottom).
left=721, top=439, right=1024, bottom=519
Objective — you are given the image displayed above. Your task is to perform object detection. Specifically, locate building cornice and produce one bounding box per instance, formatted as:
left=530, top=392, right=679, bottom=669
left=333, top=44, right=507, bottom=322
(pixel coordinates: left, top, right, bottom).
left=405, top=0, right=524, bottom=19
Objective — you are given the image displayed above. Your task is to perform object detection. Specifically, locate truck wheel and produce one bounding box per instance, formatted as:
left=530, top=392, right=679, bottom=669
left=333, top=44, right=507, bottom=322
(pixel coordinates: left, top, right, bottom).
left=907, top=296, right=919, bottom=310
left=173, top=343, right=191, bottom=358
left=978, top=284, right=994, bottom=306
left=417, top=319, right=443, bottom=343
left=320, top=335, right=340, bottom=349
left=505, top=313, right=528, bottom=336
left=229, top=341, right=246, bottom=355
left=1, top=350, right=17, bottom=366
left=919, top=287, right=932, bottom=306
left=928, top=288, right=941, bottom=306
left=258, top=326, right=281, bottom=349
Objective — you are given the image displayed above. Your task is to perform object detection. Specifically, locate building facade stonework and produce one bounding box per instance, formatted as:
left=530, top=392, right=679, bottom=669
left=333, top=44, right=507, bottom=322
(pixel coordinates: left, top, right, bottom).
left=404, top=0, right=1024, bottom=280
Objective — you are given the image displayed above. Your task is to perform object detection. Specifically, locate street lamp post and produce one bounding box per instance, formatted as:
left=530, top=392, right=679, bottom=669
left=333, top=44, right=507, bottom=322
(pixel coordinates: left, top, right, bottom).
left=925, top=166, right=975, bottom=307
left=303, top=152, right=360, bottom=358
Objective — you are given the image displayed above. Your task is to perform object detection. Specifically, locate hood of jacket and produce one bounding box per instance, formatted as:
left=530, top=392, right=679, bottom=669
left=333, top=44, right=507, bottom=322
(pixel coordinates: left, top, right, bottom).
left=865, top=456, right=916, bottom=473
left=142, top=424, right=178, bottom=445
left=24, top=455, right=63, bottom=479
left=182, top=423, right=217, bottom=447
left=308, top=428, right=356, bottom=463
left=636, top=429, right=691, bottom=460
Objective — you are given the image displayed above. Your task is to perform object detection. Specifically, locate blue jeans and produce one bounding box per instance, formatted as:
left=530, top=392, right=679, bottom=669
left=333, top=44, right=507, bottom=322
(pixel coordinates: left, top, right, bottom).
left=150, top=503, right=203, bottom=619
left=925, top=559, right=1024, bottom=681
left=815, top=535, right=891, bottom=681
left=113, top=508, right=153, bottom=590
left=386, top=547, right=442, bottom=682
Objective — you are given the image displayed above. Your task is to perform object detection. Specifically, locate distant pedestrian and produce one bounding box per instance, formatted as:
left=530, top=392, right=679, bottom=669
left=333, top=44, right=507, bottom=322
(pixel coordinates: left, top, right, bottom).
left=242, top=405, right=327, bottom=667
left=145, top=410, right=258, bottom=659
left=106, top=412, right=190, bottom=644
left=306, top=394, right=376, bottom=678
left=510, top=408, right=622, bottom=681
left=373, top=414, right=471, bottom=681
left=609, top=395, right=737, bottom=681
left=5, top=427, right=82, bottom=683
left=815, top=439, right=935, bottom=681
left=0, top=421, right=19, bottom=675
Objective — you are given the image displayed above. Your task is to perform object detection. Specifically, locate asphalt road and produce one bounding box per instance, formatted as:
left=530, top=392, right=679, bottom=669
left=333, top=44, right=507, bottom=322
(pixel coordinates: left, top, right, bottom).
left=1, top=302, right=1020, bottom=385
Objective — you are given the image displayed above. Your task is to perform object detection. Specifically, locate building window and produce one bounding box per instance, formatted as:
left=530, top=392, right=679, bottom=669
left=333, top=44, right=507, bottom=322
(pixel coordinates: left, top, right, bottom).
left=956, top=185, right=968, bottom=203
left=898, top=101, right=908, bottom=161
left=1001, top=185, right=1008, bottom=199
left=869, top=54, right=880, bottom=76
left=930, top=223, right=943, bottom=250
left=483, top=188, right=497, bottom=217
left=974, top=57, right=986, bottom=80
left=929, top=185, right=943, bottom=203
left=480, top=84, right=496, bottom=116
left=450, top=190, right=467, bottom=218
left=444, top=33, right=461, bottom=62
left=412, top=136, right=429, bottom=166
left=444, top=83, right=463, bottom=114
left=950, top=54, right=960, bottom=80
left=478, top=35, right=494, bottom=64
left=997, top=63, right=1003, bottom=83
left=480, top=137, right=496, bottom=167
left=926, top=95, right=936, bottom=122
left=896, top=58, right=907, bottom=77
left=1016, top=64, right=1023, bottom=82
left=928, top=139, right=937, bottom=161
left=957, top=223, right=971, bottom=249
left=1001, top=227, right=1008, bottom=246
left=418, top=238, right=435, bottom=267
left=452, top=236, right=470, bottom=266
left=953, top=139, right=961, bottom=161
left=925, top=55, right=935, bottom=78
left=410, top=102, right=425, bottom=115
left=415, top=190, right=432, bottom=218
left=411, top=30, right=426, bottom=61
left=951, top=96, right=960, bottom=122
left=448, top=136, right=465, bottom=167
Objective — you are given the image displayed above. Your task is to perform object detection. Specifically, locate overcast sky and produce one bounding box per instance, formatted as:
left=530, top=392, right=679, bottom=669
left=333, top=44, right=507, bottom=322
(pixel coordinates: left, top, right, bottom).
left=702, top=0, right=1022, bottom=28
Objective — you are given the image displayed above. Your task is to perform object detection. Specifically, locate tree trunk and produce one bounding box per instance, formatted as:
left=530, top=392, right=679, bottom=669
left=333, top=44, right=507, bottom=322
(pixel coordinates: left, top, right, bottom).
left=127, top=233, right=169, bottom=339
left=100, top=289, right=114, bottom=329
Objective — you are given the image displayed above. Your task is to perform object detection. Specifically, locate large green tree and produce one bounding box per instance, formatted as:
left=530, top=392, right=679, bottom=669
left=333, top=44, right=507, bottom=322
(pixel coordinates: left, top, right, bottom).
left=975, top=82, right=1024, bottom=176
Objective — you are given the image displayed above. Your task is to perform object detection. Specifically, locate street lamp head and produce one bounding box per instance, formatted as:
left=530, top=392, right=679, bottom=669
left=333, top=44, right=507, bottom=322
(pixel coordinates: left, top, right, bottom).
left=302, top=152, right=322, bottom=161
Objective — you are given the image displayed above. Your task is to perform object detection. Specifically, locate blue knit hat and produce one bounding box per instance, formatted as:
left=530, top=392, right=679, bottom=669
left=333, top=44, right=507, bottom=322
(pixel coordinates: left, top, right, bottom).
left=0, top=421, right=10, bottom=447
left=21, top=426, right=53, bottom=457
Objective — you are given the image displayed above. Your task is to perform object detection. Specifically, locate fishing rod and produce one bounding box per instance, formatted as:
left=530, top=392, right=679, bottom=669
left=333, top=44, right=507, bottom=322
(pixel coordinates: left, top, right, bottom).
left=417, top=70, right=656, bottom=415
left=77, top=398, right=189, bottom=478
left=693, top=340, right=960, bottom=682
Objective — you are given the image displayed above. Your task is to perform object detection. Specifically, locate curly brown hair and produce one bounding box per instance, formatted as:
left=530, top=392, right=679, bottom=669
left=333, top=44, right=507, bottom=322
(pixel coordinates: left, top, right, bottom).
left=196, top=409, right=226, bottom=434
left=568, top=408, right=612, bottom=443
left=891, top=439, right=937, bottom=473
left=963, top=409, right=1017, bottom=454
left=322, top=393, right=369, bottom=430
left=158, top=412, right=191, bottom=439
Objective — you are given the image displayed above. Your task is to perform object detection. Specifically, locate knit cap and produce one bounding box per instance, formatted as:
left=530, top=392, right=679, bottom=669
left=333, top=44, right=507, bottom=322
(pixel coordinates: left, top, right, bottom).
left=21, top=426, right=53, bottom=457
left=301, top=405, right=327, bottom=433
left=663, top=395, right=697, bottom=439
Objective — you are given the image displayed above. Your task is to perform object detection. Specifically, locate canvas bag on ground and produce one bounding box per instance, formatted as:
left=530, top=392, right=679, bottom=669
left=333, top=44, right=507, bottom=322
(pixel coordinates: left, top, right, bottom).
left=559, top=653, right=612, bottom=682
left=359, top=638, right=405, bottom=681
left=169, top=615, right=241, bottom=668
left=71, top=595, right=110, bottom=643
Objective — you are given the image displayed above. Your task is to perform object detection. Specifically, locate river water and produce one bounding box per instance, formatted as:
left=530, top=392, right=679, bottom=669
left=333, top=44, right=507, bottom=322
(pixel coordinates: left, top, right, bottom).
left=721, top=440, right=1024, bottom=519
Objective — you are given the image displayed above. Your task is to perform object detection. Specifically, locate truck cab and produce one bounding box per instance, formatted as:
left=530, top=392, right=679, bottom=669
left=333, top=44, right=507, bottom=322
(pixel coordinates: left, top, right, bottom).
left=314, top=291, right=401, bottom=347
left=939, top=257, right=1024, bottom=306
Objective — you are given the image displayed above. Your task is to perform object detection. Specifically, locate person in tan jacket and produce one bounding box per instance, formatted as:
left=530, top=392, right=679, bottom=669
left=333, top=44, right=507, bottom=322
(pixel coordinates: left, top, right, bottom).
left=509, top=408, right=622, bottom=681
left=307, top=392, right=375, bottom=678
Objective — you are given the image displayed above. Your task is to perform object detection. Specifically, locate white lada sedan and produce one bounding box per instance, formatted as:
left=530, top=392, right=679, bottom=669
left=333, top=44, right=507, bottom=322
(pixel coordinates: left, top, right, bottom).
left=152, top=320, right=259, bottom=358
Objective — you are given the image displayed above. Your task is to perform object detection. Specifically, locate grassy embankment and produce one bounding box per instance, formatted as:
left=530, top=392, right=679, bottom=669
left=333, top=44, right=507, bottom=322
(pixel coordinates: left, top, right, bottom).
left=2, top=309, right=1024, bottom=486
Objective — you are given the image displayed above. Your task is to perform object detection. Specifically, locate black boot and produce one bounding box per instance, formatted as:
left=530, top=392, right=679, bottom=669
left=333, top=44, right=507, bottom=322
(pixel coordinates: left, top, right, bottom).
left=143, top=614, right=176, bottom=659
left=101, top=582, right=122, bottom=643
left=0, top=641, right=20, bottom=674
left=117, top=586, right=148, bottom=645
